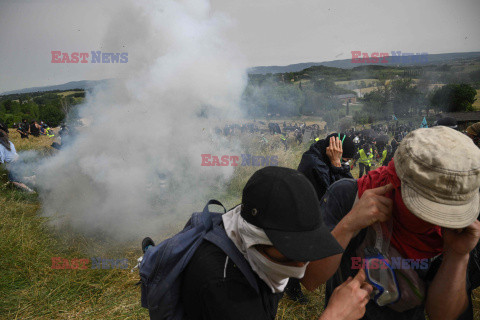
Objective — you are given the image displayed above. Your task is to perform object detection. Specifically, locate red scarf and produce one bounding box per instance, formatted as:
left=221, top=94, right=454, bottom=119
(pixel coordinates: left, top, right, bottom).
left=357, top=160, right=443, bottom=259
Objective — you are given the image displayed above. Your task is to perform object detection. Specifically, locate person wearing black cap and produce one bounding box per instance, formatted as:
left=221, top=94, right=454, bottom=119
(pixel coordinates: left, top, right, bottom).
left=181, top=166, right=373, bottom=320
left=433, top=116, right=458, bottom=130
left=298, top=133, right=356, bottom=201
left=286, top=133, right=355, bottom=303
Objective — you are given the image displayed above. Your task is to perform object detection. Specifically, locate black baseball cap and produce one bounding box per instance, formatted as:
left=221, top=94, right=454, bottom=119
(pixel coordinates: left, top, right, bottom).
left=435, top=117, right=458, bottom=129
left=241, top=166, right=344, bottom=262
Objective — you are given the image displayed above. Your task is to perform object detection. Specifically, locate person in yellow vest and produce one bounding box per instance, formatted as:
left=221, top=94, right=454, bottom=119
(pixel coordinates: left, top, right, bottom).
left=382, top=145, right=394, bottom=167
left=280, top=133, right=288, bottom=151
left=45, top=127, right=54, bottom=138
left=354, top=143, right=373, bottom=178
left=381, top=147, right=387, bottom=165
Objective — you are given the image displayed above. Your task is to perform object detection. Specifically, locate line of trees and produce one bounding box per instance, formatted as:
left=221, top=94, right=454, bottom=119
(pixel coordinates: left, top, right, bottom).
left=242, top=78, right=353, bottom=118
left=0, top=92, right=83, bottom=127
left=353, top=80, right=477, bottom=124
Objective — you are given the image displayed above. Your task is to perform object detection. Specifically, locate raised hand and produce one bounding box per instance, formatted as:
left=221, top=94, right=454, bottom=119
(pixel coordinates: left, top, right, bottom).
left=341, top=184, right=394, bottom=234
left=326, top=136, right=343, bottom=167
left=320, top=269, right=373, bottom=320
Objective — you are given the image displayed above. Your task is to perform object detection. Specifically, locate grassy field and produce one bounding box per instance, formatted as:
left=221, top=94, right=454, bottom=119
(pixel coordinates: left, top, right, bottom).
left=1, top=127, right=480, bottom=319
left=57, top=91, right=81, bottom=97
left=335, top=79, right=380, bottom=87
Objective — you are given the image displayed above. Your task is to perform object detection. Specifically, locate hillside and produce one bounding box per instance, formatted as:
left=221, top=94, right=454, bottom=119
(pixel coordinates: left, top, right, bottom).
left=1, top=79, right=113, bottom=95
left=248, top=51, right=480, bottom=74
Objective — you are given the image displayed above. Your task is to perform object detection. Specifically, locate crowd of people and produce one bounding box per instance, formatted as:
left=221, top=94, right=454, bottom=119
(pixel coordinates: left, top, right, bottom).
left=141, top=118, right=480, bottom=320
left=345, top=118, right=470, bottom=179
left=0, top=120, right=66, bottom=192
left=15, top=119, right=54, bottom=139
left=4, top=113, right=480, bottom=319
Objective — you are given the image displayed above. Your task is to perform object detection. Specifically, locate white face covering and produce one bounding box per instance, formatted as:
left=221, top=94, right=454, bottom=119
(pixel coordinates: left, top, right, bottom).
left=246, top=247, right=309, bottom=293
left=222, top=206, right=309, bottom=293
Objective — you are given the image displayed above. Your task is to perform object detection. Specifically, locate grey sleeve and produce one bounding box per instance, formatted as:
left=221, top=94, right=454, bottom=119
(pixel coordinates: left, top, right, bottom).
left=320, top=179, right=358, bottom=231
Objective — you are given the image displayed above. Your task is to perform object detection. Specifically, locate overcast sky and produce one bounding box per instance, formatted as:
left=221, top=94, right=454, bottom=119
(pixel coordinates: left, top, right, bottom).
left=1, top=0, right=479, bottom=92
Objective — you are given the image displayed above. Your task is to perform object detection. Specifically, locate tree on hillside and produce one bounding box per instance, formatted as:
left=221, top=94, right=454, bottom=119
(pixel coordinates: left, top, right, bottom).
left=322, top=110, right=340, bottom=132
left=362, top=88, right=387, bottom=115
left=2, top=100, right=12, bottom=113
left=241, top=82, right=305, bottom=117
left=303, top=92, right=342, bottom=116
left=430, top=84, right=477, bottom=113
left=40, top=103, right=64, bottom=127
left=390, top=79, right=421, bottom=117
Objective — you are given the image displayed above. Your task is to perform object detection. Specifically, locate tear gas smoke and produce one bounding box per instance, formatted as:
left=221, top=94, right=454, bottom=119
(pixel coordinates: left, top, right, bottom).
left=32, top=0, right=247, bottom=241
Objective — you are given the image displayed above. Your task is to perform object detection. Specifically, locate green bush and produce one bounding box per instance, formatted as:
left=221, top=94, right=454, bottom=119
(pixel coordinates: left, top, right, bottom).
left=40, top=104, right=65, bottom=127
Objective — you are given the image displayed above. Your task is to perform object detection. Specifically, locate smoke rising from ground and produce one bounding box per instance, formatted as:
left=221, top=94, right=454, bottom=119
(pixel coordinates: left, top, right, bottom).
left=34, top=0, right=247, bottom=241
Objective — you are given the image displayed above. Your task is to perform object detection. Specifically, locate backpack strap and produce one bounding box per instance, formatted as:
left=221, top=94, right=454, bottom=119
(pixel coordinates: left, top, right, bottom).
left=201, top=199, right=226, bottom=230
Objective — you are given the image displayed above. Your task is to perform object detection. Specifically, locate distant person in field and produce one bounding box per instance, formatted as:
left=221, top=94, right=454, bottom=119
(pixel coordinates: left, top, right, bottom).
left=17, top=119, right=29, bottom=139
left=29, top=120, right=40, bottom=137
left=381, top=145, right=393, bottom=167
left=354, top=143, right=373, bottom=178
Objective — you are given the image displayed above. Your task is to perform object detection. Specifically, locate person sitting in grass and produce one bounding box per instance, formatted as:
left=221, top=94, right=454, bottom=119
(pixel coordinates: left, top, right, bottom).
left=0, top=129, right=34, bottom=193
left=0, top=129, right=18, bottom=164
left=17, top=119, right=29, bottom=139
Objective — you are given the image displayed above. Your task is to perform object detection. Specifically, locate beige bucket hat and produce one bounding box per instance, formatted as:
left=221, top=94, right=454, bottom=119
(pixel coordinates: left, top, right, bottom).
left=394, top=126, right=480, bottom=228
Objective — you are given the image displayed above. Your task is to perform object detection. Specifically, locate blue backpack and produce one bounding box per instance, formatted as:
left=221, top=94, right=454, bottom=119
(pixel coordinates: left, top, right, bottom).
left=139, top=200, right=260, bottom=320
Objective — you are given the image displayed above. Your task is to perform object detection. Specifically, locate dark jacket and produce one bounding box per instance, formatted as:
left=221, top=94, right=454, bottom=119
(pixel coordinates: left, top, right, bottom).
left=181, top=240, right=283, bottom=320
left=298, top=139, right=353, bottom=200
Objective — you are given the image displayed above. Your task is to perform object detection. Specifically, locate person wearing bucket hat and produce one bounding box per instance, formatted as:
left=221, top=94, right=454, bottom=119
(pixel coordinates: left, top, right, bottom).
left=181, top=166, right=374, bottom=320
left=313, top=126, right=480, bottom=320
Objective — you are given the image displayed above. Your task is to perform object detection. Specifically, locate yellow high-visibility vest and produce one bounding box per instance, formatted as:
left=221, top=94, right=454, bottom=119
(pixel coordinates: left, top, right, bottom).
left=381, top=149, right=387, bottom=163
left=46, top=128, right=54, bottom=138
left=359, top=148, right=373, bottom=166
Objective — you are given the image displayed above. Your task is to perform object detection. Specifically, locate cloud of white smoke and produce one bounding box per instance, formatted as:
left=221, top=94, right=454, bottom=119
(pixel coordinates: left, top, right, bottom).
left=35, top=0, right=247, bottom=242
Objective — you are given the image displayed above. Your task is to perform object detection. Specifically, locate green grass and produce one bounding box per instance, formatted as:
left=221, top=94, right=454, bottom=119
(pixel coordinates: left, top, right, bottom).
left=2, top=123, right=480, bottom=319
left=0, top=164, right=147, bottom=319
left=335, top=79, right=380, bottom=87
